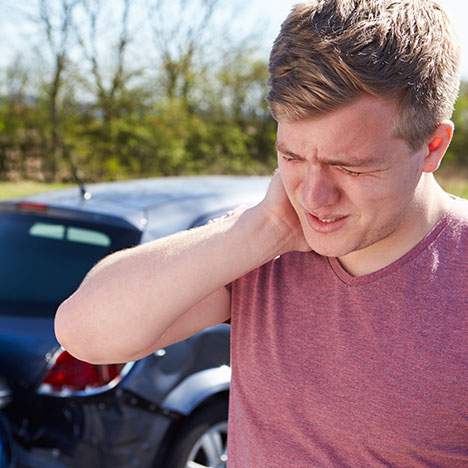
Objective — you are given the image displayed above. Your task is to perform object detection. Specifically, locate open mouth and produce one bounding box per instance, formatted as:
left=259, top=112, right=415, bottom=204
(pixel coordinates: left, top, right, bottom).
left=305, top=212, right=349, bottom=233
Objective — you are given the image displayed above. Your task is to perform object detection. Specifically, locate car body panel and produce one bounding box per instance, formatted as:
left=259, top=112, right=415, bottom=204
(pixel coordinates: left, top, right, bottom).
left=0, top=175, right=269, bottom=467
left=162, top=365, right=231, bottom=416
left=0, top=317, right=58, bottom=391
left=0, top=200, right=144, bottom=233
left=121, top=324, right=230, bottom=409
left=14, top=176, right=269, bottom=233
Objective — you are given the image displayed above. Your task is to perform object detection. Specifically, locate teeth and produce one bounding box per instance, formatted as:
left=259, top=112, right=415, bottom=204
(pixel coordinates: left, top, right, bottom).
left=309, top=213, right=345, bottom=223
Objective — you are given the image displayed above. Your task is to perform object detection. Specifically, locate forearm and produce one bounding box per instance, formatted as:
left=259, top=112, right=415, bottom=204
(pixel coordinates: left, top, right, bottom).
left=54, top=205, right=289, bottom=363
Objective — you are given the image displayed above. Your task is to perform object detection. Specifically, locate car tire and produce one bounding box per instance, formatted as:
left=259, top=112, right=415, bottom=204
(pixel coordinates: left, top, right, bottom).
left=163, top=397, right=229, bottom=468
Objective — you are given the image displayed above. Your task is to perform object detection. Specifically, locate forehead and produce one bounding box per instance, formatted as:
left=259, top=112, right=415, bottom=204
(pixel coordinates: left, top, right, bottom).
left=276, top=95, right=404, bottom=157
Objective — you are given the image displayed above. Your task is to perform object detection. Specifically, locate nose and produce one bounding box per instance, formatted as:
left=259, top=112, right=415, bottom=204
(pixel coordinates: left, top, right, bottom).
left=301, top=165, right=341, bottom=211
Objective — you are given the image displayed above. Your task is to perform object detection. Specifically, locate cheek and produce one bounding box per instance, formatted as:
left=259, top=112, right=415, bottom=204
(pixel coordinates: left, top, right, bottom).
left=278, top=160, right=299, bottom=190
left=371, top=171, right=417, bottom=201
left=337, top=176, right=395, bottom=219
left=278, top=168, right=305, bottom=213
left=363, top=155, right=422, bottom=204
left=350, top=175, right=415, bottom=220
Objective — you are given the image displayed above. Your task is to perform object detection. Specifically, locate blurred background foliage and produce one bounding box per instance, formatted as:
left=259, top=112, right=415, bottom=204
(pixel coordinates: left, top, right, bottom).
left=0, top=0, right=466, bottom=185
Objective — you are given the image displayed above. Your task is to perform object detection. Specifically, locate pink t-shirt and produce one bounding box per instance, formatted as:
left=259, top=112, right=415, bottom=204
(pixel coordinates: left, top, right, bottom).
left=227, top=197, right=468, bottom=467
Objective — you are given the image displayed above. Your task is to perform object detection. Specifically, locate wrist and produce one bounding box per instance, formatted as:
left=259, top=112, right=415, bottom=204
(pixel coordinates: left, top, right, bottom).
left=235, top=204, right=294, bottom=261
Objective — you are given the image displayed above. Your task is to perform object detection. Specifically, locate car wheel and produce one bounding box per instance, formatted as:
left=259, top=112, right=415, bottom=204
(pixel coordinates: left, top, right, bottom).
left=164, top=398, right=228, bottom=468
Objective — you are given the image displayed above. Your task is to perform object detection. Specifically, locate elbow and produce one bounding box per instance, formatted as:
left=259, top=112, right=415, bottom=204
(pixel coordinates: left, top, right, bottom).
left=54, top=295, right=104, bottom=364
left=54, top=292, right=146, bottom=365
left=54, top=297, right=73, bottom=350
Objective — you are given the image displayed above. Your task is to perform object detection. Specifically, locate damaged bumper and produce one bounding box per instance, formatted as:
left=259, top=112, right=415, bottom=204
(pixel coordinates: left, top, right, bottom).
left=9, top=389, right=176, bottom=468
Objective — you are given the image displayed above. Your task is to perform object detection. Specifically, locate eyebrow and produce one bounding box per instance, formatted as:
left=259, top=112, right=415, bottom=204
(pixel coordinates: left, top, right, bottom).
left=275, top=141, right=378, bottom=168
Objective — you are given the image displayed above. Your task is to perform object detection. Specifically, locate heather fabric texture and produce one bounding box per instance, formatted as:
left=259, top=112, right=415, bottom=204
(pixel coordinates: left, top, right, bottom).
left=227, top=197, right=468, bottom=467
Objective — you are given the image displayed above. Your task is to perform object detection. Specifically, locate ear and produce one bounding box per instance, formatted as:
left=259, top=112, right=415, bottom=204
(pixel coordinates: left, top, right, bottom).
left=421, top=120, right=454, bottom=173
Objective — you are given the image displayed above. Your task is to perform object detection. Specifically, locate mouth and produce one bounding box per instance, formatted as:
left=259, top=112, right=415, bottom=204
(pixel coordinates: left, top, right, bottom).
left=305, top=212, right=349, bottom=233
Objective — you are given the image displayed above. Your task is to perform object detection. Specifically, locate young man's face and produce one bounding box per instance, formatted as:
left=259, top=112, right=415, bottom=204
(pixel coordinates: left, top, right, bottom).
left=276, top=95, right=428, bottom=259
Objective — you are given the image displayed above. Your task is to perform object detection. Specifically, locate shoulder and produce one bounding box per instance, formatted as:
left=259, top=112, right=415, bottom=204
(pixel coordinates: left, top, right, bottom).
left=445, top=194, right=468, bottom=235
left=230, top=250, right=326, bottom=292
left=434, top=195, right=468, bottom=267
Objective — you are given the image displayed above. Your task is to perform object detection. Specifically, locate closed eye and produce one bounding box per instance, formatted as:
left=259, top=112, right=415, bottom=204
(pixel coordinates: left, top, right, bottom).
left=338, top=166, right=364, bottom=177
left=280, top=154, right=301, bottom=162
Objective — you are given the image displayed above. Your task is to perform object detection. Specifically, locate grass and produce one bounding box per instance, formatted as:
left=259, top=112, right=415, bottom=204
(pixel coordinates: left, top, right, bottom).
left=0, top=181, right=73, bottom=201
left=0, top=171, right=466, bottom=201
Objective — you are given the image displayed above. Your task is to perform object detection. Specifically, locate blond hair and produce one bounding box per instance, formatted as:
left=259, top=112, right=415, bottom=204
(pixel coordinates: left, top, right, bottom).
left=268, top=0, right=461, bottom=150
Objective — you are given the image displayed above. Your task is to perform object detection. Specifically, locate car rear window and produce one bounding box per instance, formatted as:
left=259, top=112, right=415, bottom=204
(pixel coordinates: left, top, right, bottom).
left=0, top=212, right=139, bottom=317
left=30, top=222, right=111, bottom=246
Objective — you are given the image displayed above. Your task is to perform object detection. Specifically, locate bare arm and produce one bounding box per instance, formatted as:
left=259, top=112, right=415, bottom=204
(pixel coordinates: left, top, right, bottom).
left=54, top=173, right=309, bottom=364
left=127, top=285, right=231, bottom=360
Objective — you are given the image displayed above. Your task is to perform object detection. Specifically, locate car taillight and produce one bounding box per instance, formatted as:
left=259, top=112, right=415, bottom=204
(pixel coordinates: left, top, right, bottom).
left=16, top=202, right=49, bottom=213
left=39, top=348, right=133, bottom=396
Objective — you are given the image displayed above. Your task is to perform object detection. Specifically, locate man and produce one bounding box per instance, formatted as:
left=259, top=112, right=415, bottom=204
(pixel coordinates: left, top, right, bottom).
left=55, top=0, right=467, bottom=466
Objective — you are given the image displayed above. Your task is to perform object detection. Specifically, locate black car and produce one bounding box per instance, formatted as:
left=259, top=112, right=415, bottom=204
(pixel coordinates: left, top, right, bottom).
left=0, top=176, right=269, bottom=468
left=0, top=377, right=14, bottom=468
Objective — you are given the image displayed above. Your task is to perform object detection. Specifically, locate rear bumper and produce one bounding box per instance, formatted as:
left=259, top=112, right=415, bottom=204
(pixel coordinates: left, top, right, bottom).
left=15, top=415, right=172, bottom=468
left=8, top=391, right=175, bottom=468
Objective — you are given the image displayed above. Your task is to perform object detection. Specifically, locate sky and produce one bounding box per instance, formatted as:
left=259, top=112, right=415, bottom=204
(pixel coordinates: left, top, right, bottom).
left=254, top=0, right=468, bottom=79
left=1, top=0, right=467, bottom=79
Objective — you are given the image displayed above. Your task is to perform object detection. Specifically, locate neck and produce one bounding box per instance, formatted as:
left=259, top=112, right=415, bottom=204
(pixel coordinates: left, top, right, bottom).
left=337, top=174, right=450, bottom=277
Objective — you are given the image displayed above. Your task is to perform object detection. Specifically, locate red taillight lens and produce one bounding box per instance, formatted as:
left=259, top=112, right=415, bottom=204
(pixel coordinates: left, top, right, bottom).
left=17, top=202, right=49, bottom=213
left=42, top=350, right=125, bottom=392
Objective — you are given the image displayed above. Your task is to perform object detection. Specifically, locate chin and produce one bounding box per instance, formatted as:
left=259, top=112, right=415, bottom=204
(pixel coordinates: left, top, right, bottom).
left=301, top=224, right=369, bottom=257
left=298, top=214, right=365, bottom=258
left=304, top=238, right=356, bottom=258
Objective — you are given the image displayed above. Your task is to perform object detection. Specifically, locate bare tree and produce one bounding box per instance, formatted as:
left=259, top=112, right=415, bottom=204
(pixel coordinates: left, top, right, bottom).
left=150, top=0, right=219, bottom=101
left=147, top=0, right=260, bottom=107
left=72, top=0, right=147, bottom=179
left=37, top=0, right=81, bottom=181
left=76, top=0, right=137, bottom=127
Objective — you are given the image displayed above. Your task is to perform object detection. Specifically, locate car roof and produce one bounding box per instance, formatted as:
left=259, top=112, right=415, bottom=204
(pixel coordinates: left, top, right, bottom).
left=2, top=176, right=270, bottom=235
